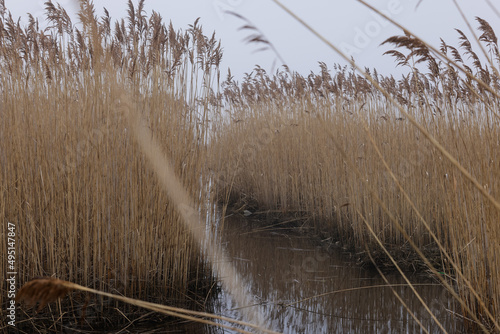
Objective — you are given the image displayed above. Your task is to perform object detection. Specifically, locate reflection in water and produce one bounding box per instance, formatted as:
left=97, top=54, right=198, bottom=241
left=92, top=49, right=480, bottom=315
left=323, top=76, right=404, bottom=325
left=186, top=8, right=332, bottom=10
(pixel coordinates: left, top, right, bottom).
left=212, top=215, right=464, bottom=334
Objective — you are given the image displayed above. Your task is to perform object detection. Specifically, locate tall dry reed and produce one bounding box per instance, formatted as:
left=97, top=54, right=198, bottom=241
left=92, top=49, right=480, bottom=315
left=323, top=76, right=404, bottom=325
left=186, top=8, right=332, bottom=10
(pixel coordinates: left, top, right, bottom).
left=212, top=16, right=500, bottom=332
left=2, top=0, right=500, bottom=332
left=0, top=0, right=222, bottom=329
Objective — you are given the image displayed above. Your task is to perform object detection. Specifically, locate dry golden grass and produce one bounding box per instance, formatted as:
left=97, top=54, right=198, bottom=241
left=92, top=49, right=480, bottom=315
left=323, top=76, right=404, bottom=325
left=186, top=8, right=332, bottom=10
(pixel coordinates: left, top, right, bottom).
left=1, top=1, right=275, bottom=332
left=213, top=10, right=500, bottom=332
left=215, top=83, right=500, bottom=333
left=0, top=0, right=222, bottom=329
left=2, top=0, right=500, bottom=332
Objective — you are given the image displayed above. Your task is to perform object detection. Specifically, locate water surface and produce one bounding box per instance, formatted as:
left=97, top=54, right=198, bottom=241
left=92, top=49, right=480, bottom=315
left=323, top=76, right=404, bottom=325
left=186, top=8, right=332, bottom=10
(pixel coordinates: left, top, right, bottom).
left=212, top=215, right=463, bottom=333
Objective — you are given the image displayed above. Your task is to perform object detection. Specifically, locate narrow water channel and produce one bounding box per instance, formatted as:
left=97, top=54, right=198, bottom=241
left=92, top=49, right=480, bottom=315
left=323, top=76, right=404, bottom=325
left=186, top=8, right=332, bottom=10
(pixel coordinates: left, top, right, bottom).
left=211, top=214, right=464, bottom=334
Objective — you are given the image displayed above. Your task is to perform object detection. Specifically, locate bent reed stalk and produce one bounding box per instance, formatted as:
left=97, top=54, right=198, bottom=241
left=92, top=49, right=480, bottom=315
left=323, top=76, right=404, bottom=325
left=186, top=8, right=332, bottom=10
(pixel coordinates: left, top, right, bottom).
left=15, top=277, right=276, bottom=334
left=115, top=90, right=272, bottom=331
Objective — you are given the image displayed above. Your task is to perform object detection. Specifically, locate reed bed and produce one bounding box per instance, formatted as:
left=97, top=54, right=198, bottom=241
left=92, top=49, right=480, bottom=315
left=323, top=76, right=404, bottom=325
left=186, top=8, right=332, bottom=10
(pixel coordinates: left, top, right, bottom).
left=212, top=18, right=500, bottom=332
left=0, top=0, right=221, bottom=330
left=1, top=0, right=500, bottom=332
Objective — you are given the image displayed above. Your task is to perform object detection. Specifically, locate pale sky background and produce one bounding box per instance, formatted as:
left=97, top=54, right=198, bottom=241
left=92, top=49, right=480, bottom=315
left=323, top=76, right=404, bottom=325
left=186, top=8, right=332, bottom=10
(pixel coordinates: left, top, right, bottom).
left=4, top=0, right=500, bottom=81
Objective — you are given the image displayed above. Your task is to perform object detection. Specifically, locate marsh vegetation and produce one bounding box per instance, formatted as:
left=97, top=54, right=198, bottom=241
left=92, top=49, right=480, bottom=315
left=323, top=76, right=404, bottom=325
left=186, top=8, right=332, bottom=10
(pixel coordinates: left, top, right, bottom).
left=0, top=0, right=499, bottom=332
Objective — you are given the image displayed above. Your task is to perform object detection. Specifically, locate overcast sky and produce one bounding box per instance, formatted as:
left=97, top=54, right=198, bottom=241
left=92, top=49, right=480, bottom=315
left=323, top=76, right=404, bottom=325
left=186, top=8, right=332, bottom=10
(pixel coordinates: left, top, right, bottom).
left=5, top=0, right=500, bottom=81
